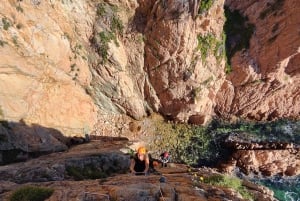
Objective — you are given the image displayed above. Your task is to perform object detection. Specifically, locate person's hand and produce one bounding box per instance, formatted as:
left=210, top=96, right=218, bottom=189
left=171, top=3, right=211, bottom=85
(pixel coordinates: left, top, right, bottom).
left=131, top=170, right=136, bottom=175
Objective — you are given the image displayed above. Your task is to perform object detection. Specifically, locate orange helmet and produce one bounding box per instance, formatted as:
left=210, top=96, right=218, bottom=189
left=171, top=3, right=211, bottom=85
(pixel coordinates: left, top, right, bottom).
left=137, top=147, right=146, bottom=155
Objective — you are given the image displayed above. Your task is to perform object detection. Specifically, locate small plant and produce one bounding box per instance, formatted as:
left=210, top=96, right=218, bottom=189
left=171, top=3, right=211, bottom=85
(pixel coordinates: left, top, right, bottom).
left=16, top=5, right=24, bottom=13
left=0, top=40, right=7, bottom=47
left=96, top=31, right=118, bottom=63
left=111, top=15, right=124, bottom=34
left=10, top=186, right=54, bottom=201
left=197, top=33, right=225, bottom=65
left=225, top=62, right=232, bottom=74
left=62, top=32, right=71, bottom=40
left=66, top=165, right=108, bottom=180
left=96, top=3, right=106, bottom=17
left=198, top=0, right=215, bottom=14
left=203, top=174, right=254, bottom=200
left=12, top=36, right=18, bottom=47
left=2, top=17, right=11, bottom=30
left=70, top=63, right=76, bottom=71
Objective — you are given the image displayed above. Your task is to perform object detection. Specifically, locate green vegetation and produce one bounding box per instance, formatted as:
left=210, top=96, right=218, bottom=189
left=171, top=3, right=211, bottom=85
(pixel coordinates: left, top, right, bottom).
left=111, top=15, right=124, bottom=34
left=70, top=63, right=76, bottom=71
left=150, top=116, right=300, bottom=166
left=92, top=2, right=124, bottom=63
left=197, top=34, right=216, bottom=59
left=259, top=0, right=285, bottom=20
left=0, top=40, right=8, bottom=47
left=259, top=179, right=300, bottom=201
left=97, top=31, right=118, bottom=63
left=16, top=5, right=24, bottom=13
left=2, top=17, right=11, bottom=30
left=10, top=186, right=54, bottom=201
left=197, top=33, right=225, bottom=64
left=198, top=0, right=215, bottom=14
left=149, top=116, right=218, bottom=166
left=224, top=7, right=255, bottom=67
left=12, top=36, right=18, bottom=47
left=203, top=174, right=254, bottom=200
left=96, top=3, right=106, bottom=17
left=66, top=164, right=108, bottom=180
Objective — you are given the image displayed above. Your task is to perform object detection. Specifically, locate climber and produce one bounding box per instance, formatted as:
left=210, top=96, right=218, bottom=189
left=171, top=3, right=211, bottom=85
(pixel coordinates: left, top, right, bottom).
left=159, top=151, right=170, bottom=167
left=130, top=147, right=150, bottom=175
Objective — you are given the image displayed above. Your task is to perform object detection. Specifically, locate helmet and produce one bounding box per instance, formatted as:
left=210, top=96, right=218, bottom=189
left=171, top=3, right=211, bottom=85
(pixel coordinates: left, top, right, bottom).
left=164, top=152, right=169, bottom=157
left=137, top=147, right=146, bottom=155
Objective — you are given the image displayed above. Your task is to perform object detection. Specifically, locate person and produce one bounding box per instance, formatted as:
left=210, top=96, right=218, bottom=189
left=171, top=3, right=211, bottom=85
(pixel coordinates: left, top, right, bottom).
left=130, top=147, right=150, bottom=174
left=159, top=151, right=170, bottom=167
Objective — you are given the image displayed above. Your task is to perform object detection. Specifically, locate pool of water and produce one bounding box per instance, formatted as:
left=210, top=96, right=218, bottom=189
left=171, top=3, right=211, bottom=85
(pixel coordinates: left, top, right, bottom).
left=257, top=176, right=300, bottom=201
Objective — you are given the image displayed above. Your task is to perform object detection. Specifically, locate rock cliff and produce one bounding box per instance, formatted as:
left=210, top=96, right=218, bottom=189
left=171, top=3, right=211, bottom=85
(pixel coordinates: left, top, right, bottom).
left=0, top=0, right=299, bottom=136
left=0, top=139, right=277, bottom=201
left=215, top=0, right=300, bottom=121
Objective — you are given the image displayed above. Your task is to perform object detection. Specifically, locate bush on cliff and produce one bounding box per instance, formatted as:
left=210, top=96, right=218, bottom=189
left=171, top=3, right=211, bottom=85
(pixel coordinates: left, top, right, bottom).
left=10, top=186, right=54, bottom=201
left=203, top=174, right=254, bottom=200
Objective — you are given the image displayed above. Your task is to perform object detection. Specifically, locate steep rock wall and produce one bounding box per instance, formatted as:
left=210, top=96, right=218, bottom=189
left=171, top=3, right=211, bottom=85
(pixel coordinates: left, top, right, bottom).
left=0, top=0, right=299, bottom=139
left=0, top=0, right=98, bottom=136
left=215, top=0, right=300, bottom=121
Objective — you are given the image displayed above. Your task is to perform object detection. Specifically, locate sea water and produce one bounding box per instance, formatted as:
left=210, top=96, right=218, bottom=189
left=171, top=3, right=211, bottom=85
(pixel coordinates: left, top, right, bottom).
left=257, top=176, right=300, bottom=201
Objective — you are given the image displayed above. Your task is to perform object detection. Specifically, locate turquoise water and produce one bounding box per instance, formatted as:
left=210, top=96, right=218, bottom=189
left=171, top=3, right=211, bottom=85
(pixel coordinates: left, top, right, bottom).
left=258, top=177, right=300, bottom=201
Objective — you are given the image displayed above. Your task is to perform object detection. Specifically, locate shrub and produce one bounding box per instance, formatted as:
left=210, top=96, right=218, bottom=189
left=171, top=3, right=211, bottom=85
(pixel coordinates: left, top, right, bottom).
left=10, top=186, right=54, bottom=201
left=111, top=15, right=124, bottom=34
left=96, top=3, right=106, bottom=17
left=198, top=0, right=215, bottom=14
left=96, top=31, right=118, bottom=63
left=149, top=117, right=300, bottom=167
left=149, top=116, right=216, bottom=166
left=16, top=5, right=23, bottom=13
left=2, top=17, right=11, bottom=30
left=203, top=174, right=254, bottom=200
left=66, top=164, right=108, bottom=180
left=197, top=31, right=226, bottom=66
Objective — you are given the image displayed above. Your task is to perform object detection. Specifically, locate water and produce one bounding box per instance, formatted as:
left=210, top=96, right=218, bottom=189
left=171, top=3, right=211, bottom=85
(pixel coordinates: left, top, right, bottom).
left=257, top=176, right=300, bottom=201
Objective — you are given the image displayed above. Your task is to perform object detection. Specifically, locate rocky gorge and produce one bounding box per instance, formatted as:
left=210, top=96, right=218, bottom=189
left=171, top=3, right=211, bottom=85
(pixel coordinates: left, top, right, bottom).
left=0, top=0, right=299, bottom=200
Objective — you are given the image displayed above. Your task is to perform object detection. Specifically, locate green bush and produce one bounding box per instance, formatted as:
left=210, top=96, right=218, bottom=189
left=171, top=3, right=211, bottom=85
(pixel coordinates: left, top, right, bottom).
left=197, top=33, right=225, bottom=64
left=2, top=17, right=11, bottom=30
left=149, top=117, right=216, bottom=166
left=66, top=164, right=108, bottom=180
left=96, top=31, right=118, bottom=63
left=96, top=3, right=106, bottom=17
left=10, top=186, right=54, bottom=201
left=149, top=117, right=300, bottom=167
left=16, top=5, right=23, bottom=13
left=204, top=174, right=253, bottom=200
left=198, top=0, right=215, bottom=14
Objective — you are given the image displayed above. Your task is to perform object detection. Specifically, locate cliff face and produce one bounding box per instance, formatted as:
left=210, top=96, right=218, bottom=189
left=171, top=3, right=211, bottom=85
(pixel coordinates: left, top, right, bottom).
left=216, top=0, right=300, bottom=121
left=0, top=0, right=299, bottom=137
left=0, top=1, right=98, bottom=136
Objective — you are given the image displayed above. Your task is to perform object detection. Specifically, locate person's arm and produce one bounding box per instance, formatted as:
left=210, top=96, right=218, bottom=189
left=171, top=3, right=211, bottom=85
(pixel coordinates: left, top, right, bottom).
left=144, top=156, right=150, bottom=173
left=130, top=158, right=136, bottom=173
